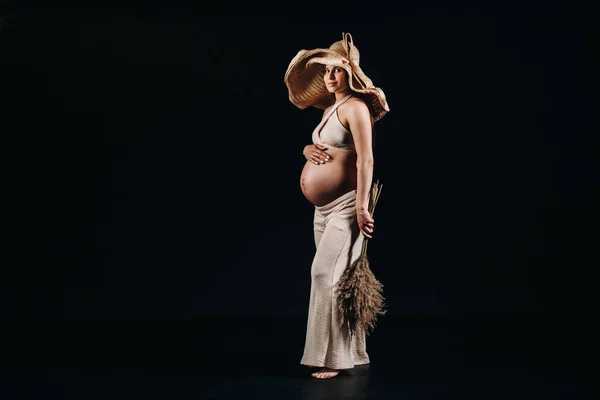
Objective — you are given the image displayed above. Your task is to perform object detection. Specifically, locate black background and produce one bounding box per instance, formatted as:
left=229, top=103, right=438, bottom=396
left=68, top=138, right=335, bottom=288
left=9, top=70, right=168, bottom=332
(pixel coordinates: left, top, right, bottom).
left=2, top=5, right=597, bottom=320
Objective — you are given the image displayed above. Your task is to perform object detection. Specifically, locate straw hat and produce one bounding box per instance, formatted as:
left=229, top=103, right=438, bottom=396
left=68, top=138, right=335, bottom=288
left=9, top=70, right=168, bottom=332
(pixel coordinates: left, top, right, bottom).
left=284, top=32, right=390, bottom=122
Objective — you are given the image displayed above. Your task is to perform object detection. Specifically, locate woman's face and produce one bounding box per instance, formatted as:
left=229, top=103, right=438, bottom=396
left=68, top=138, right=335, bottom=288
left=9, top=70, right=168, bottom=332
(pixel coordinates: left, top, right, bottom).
left=323, top=65, right=348, bottom=93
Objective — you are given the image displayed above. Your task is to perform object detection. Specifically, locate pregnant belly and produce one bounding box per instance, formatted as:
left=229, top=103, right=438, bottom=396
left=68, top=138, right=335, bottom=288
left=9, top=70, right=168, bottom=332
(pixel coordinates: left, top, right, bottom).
left=300, top=152, right=357, bottom=206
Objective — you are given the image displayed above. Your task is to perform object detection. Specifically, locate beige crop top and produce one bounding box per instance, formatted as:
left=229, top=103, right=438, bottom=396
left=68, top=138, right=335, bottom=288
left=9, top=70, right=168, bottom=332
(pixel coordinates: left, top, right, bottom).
left=311, top=94, right=355, bottom=153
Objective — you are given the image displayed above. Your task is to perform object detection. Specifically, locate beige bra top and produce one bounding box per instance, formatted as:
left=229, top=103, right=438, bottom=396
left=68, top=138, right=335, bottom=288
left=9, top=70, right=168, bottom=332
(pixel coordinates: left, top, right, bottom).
left=311, top=94, right=355, bottom=153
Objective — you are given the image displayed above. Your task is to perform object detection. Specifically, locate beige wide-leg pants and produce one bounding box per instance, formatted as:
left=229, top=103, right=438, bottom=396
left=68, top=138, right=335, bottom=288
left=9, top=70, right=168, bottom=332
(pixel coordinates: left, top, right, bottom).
left=300, top=190, right=371, bottom=369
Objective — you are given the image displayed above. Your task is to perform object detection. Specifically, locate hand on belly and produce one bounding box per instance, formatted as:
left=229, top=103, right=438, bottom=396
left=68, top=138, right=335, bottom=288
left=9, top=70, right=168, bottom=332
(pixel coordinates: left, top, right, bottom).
left=300, top=152, right=356, bottom=206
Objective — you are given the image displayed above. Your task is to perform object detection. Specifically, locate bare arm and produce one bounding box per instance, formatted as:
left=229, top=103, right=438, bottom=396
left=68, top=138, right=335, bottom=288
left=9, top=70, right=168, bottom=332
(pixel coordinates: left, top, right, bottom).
left=345, top=100, right=375, bottom=238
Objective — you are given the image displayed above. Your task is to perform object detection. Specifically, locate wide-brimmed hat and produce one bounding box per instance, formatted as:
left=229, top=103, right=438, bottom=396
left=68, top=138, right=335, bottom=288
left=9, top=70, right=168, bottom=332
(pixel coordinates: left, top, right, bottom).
left=284, top=32, right=390, bottom=122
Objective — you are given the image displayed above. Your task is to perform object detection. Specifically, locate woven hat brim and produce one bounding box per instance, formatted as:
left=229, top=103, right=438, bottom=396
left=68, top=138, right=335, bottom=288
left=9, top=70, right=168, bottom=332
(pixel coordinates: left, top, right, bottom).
left=284, top=48, right=390, bottom=122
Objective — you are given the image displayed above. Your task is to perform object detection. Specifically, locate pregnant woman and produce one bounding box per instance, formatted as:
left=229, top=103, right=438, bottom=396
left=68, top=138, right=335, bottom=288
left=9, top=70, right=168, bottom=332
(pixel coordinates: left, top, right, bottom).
left=284, top=32, right=390, bottom=379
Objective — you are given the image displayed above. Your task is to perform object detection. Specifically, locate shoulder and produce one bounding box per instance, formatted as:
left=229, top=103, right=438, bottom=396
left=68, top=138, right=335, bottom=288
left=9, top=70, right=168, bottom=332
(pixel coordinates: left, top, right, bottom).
left=338, top=96, right=371, bottom=121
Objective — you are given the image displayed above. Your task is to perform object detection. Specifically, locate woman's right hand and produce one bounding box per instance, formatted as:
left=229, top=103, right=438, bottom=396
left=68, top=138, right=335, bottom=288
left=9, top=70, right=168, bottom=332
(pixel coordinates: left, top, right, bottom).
left=303, top=144, right=330, bottom=165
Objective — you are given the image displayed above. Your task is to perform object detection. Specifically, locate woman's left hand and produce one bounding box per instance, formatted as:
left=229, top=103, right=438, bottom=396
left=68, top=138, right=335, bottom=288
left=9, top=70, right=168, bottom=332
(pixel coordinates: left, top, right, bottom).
left=357, top=208, right=375, bottom=239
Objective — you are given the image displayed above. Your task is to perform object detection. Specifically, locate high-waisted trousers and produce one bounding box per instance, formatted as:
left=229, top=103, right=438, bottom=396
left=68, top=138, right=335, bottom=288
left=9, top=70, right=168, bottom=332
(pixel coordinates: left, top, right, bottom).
left=300, top=190, right=370, bottom=369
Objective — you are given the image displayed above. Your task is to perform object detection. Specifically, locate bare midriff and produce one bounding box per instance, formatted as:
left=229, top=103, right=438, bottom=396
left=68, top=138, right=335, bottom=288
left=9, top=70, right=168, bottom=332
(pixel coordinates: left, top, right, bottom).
left=300, top=148, right=358, bottom=207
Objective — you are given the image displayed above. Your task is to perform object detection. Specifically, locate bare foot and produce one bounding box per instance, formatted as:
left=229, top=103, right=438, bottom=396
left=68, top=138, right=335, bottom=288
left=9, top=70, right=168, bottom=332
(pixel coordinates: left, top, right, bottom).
left=312, top=368, right=340, bottom=379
